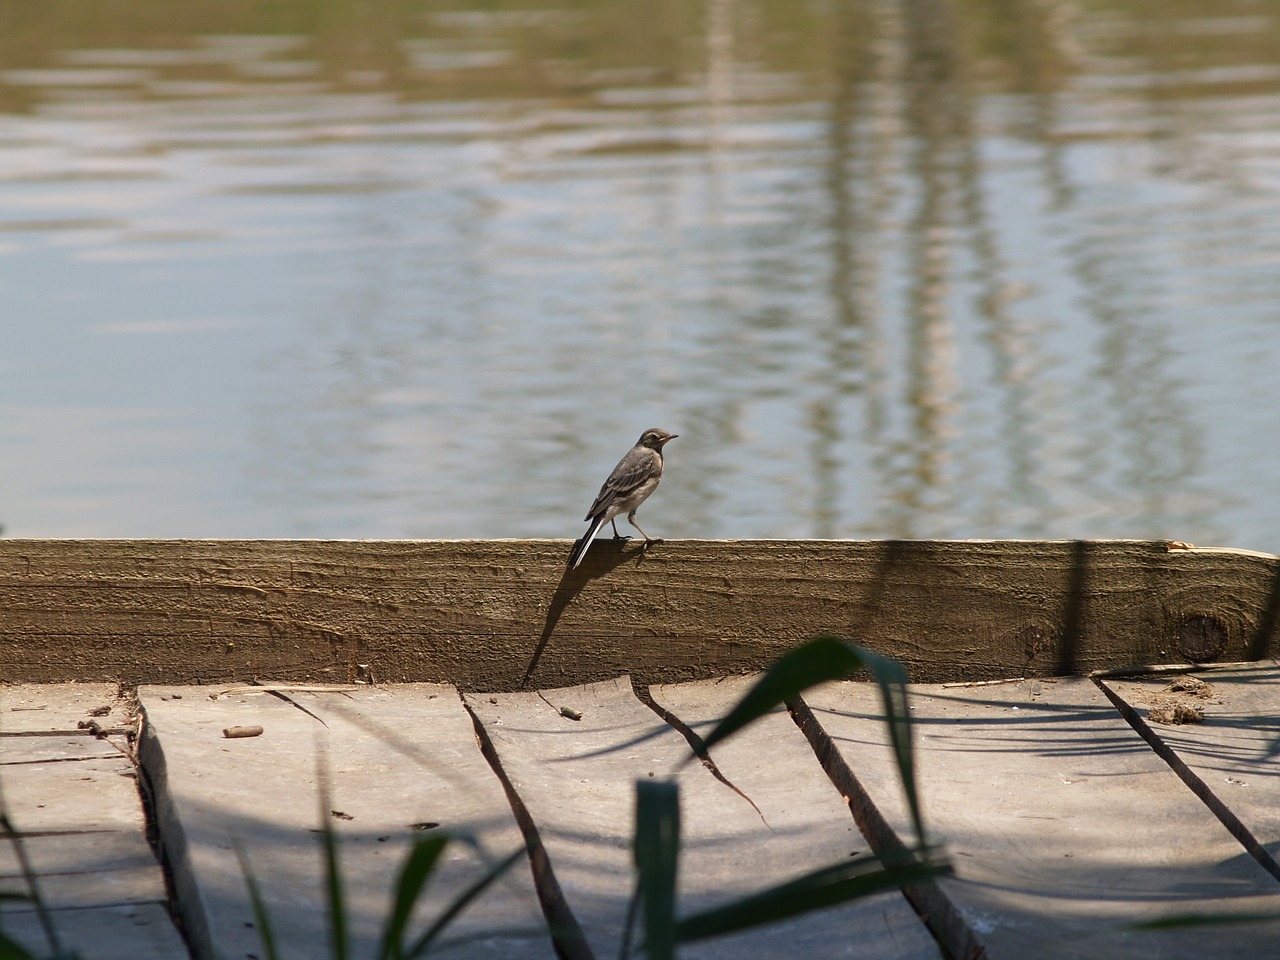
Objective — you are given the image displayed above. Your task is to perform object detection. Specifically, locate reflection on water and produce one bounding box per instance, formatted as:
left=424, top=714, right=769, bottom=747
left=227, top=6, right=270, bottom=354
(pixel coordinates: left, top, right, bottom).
left=2, top=0, right=1280, bottom=548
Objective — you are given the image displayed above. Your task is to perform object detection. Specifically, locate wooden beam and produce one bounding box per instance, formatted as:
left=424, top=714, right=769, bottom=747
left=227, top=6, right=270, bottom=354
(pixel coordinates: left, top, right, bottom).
left=2, top=539, right=1279, bottom=688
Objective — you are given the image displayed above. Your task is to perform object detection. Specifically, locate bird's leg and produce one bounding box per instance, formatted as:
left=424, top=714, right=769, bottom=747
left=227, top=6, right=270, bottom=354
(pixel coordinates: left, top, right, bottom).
left=628, top=511, right=660, bottom=549
left=609, top=519, right=630, bottom=541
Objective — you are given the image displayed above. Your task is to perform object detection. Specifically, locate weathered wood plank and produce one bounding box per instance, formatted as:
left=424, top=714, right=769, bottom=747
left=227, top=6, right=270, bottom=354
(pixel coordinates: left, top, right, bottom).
left=3, top=539, right=1280, bottom=688
left=137, top=683, right=553, bottom=960
left=804, top=678, right=1280, bottom=958
left=646, top=676, right=940, bottom=958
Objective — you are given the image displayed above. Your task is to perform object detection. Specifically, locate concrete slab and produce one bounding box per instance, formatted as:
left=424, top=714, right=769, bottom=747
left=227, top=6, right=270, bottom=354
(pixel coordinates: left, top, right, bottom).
left=805, top=677, right=1280, bottom=958
left=0, top=829, right=159, bottom=879
left=1102, top=664, right=1280, bottom=853
left=138, top=683, right=553, bottom=960
left=648, top=676, right=941, bottom=959
left=2, top=732, right=126, bottom=764
left=0, top=755, right=143, bottom=834
left=465, top=677, right=687, bottom=960
left=1, top=684, right=132, bottom=733
left=0, top=685, right=185, bottom=958
left=1, top=903, right=189, bottom=960
left=467, top=677, right=939, bottom=960
left=0, top=860, right=167, bottom=912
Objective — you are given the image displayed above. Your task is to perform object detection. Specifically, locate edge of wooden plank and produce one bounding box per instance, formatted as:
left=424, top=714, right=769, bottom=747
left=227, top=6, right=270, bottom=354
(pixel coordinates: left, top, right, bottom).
left=3, top=538, right=1278, bottom=688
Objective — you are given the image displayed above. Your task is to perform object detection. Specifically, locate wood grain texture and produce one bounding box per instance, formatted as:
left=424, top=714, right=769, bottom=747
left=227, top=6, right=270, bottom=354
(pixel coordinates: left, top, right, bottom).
left=2, top=539, right=1279, bottom=688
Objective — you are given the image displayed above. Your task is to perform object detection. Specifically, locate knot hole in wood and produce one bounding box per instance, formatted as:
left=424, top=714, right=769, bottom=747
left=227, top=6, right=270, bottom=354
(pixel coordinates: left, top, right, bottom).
left=1177, top=614, right=1228, bottom=663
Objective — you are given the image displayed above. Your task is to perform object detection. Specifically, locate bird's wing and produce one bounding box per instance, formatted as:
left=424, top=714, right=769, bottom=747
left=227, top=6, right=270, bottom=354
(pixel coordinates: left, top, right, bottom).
left=583, top=447, right=659, bottom=520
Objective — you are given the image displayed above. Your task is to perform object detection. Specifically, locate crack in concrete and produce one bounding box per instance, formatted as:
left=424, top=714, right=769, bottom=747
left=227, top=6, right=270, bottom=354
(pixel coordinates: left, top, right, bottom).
left=1093, top=674, right=1280, bottom=886
left=630, top=679, right=768, bottom=827
left=787, top=693, right=987, bottom=960
left=461, top=694, right=594, bottom=960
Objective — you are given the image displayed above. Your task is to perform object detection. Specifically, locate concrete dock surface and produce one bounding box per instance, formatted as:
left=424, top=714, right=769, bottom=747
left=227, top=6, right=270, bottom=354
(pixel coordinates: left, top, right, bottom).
left=4, top=666, right=1280, bottom=959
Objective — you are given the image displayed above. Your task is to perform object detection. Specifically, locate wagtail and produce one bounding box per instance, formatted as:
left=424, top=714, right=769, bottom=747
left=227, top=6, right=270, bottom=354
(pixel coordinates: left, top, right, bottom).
left=567, top=427, right=677, bottom=570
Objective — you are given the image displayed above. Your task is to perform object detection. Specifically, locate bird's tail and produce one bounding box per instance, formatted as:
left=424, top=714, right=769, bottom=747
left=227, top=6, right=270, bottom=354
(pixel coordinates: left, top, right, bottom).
left=567, top=514, right=609, bottom=570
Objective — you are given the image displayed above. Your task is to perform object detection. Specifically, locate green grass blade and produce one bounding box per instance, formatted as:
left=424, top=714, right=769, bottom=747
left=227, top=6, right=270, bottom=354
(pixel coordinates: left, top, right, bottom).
left=377, top=835, right=450, bottom=960
left=633, top=779, right=680, bottom=960
left=1132, top=911, right=1280, bottom=930
left=235, top=842, right=282, bottom=960
left=313, top=755, right=349, bottom=960
left=691, top=637, right=883, bottom=757
left=860, top=647, right=925, bottom=846
left=0, top=929, right=36, bottom=960
left=686, top=636, right=926, bottom=843
left=675, top=850, right=951, bottom=943
left=402, top=845, right=527, bottom=959
left=322, top=815, right=348, bottom=960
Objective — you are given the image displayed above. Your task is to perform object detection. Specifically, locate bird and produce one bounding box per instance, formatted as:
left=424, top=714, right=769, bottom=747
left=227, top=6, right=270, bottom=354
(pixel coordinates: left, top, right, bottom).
left=567, top=427, right=678, bottom=570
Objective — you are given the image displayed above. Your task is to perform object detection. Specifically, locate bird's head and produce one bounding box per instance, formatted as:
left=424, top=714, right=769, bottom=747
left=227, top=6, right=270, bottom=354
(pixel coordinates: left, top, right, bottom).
left=639, top=428, right=678, bottom=450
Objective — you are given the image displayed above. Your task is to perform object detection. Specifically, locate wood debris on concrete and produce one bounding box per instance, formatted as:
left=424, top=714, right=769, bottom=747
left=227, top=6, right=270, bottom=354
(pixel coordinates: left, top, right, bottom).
left=1099, top=663, right=1280, bottom=865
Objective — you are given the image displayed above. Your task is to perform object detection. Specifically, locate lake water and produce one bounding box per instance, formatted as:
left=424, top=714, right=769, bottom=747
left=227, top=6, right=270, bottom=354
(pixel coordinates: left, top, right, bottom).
left=2, top=0, right=1280, bottom=551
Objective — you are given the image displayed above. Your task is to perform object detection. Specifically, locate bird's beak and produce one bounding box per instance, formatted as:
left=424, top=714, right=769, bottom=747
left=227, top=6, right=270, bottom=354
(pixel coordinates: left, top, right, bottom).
left=664, top=434, right=679, bottom=443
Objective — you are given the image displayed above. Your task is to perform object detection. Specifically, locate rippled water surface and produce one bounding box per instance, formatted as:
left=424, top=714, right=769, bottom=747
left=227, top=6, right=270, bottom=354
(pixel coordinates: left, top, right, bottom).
left=3, top=1, right=1280, bottom=548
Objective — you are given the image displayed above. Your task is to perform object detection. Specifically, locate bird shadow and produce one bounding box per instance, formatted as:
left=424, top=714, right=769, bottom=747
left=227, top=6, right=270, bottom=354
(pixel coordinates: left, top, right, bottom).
left=521, top=537, right=660, bottom=689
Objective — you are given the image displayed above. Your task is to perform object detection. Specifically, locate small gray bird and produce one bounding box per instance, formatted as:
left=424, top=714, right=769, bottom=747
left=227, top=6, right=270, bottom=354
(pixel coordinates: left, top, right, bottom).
left=567, top=427, right=678, bottom=570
